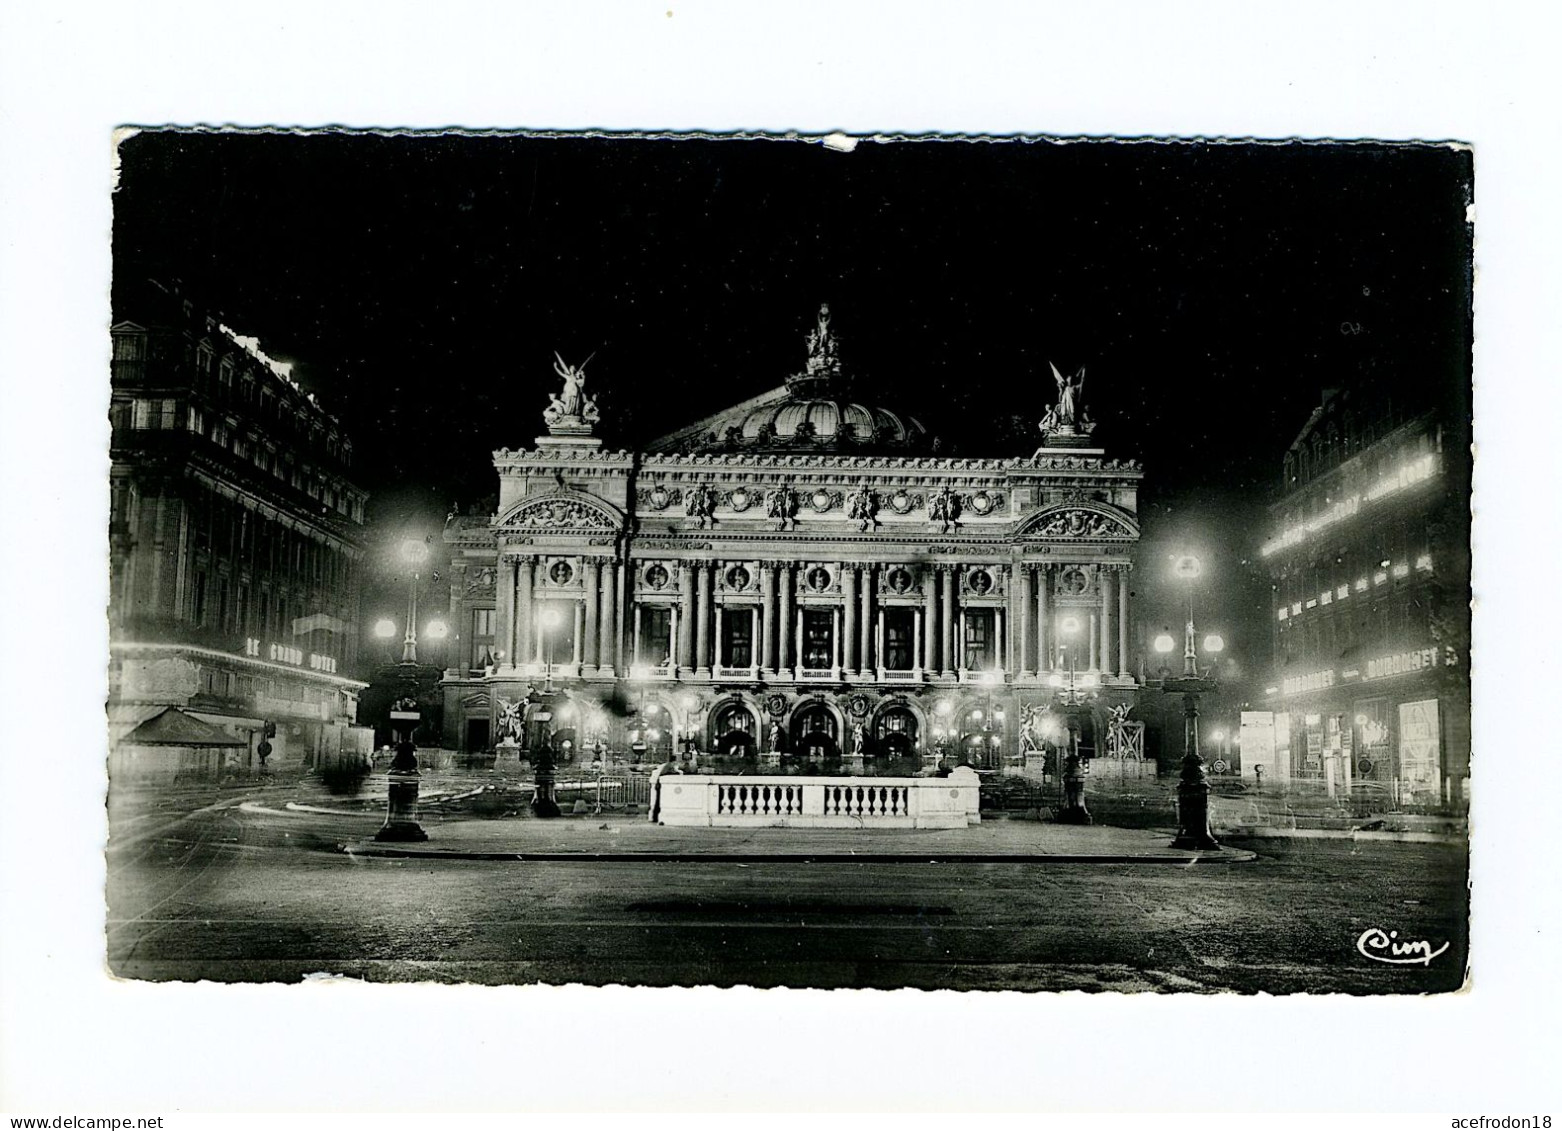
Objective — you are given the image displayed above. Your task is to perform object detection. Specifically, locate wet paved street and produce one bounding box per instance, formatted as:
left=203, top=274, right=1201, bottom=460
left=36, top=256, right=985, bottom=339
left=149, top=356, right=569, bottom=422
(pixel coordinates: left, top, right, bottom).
left=104, top=783, right=1469, bottom=993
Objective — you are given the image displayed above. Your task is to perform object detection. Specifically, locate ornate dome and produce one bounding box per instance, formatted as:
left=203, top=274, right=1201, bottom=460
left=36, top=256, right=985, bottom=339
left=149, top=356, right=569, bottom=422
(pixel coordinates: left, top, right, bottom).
left=645, top=304, right=933, bottom=455
left=737, top=396, right=926, bottom=449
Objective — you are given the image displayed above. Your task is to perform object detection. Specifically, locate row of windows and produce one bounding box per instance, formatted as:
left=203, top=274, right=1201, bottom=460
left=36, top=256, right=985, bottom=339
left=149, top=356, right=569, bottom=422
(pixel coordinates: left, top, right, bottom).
left=465, top=605, right=993, bottom=673
left=113, top=328, right=353, bottom=468
left=1277, top=554, right=1435, bottom=621
left=113, top=396, right=365, bottom=522
left=1276, top=595, right=1430, bottom=669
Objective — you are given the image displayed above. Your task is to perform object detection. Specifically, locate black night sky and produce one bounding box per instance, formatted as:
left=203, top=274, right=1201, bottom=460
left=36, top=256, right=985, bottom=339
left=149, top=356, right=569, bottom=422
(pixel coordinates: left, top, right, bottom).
left=111, top=131, right=1473, bottom=678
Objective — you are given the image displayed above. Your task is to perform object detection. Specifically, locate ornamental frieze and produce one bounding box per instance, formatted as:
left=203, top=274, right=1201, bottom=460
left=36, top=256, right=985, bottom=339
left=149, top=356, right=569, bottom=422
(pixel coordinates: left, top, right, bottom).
left=502, top=496, right=617, bottom=531
left=767, top=486, right=800, bottom=530
left=884, top=487, right=923, bottom=516
left=1027, top=508, right=1134, bottom=540
left=464, top=565, right=497, bottom=595
left=637, top=484, right=682, bottom=511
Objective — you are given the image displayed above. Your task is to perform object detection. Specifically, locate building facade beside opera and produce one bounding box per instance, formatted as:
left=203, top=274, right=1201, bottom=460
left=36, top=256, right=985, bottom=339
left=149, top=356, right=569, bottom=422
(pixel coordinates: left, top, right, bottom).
left=439, top=307, right=1147, bottom=770
left=108, top=279, right=374, bottom=777
left=1256, top=387, right=1471, bottom=804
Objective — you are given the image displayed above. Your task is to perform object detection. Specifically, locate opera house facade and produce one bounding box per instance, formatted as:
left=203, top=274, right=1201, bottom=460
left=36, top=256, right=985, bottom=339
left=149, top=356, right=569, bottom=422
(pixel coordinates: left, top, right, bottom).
left=439, top=307, right=1145, bottom=771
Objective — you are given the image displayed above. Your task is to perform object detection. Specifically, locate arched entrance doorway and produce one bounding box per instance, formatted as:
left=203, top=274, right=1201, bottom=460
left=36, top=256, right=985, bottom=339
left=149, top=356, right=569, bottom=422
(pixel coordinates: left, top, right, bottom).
left=711, top=700, right=758, bottom=759
left=874, top=704, right=920, bottom=759
left=791, top=702, right=840, bottom=760
left=959, top=705, right=1001, bottom=769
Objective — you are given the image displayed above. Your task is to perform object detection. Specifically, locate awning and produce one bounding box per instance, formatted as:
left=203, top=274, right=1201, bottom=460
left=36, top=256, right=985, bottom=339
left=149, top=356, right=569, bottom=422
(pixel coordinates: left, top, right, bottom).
left=120, top=706, right=249, bottom=748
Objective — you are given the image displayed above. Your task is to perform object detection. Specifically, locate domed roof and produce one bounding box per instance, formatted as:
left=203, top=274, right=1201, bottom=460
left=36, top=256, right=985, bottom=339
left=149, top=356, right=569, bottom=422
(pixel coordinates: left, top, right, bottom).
left=644, top=304, right=933, bottom=455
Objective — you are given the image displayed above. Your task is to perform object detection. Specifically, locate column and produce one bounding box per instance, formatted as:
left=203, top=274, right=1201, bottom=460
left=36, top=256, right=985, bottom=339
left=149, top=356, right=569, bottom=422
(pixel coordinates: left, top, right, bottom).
left=447, top=563, right=467, bottom=676
left=695, top=562, right=713, bottom=675
left=633, top=603, right=643, bottom=668
left=1089, top=611, right=1099, bottom=671
left=1100, top=568, right=1115, bottom=680
left=1118, top=565, right=1131, bottom=678
left=678, top=563, right=695, bottom=672
left=859, top=565, right=874, bottom=675
left=497, top=555, right=518, bottom=672
left=1036, top=565, right=1050, bottom=673
left=842, top=566, right=859, bottom=676
left=1017, top=565, right=1033, bottom=677
left=760, top=562, right=777, bottom=674
left=958, top=609, right=968, bottom=673
left=516, top=557, right=536, bottom=673
left=778, top=562, right=794, bottom=674
left=583, top=559, right=601, bottom=673
left=996, top=608, right=1006, bottom=674
left=923, top=568, right=939, bottom=674
left=831, top=606, right=841, bottom=677
left=940, top=567, right=956, bottom=677
left=599, top=561, right=618, bottom=678
left=572, top=600, right=584, bottom=668
left=715, top=603, right=724, bottom=669
left=613, top=560, right=626, bottom=674
left=751, top=607, right=761, bottom=676
left=912, top=605, right=923, bottom=678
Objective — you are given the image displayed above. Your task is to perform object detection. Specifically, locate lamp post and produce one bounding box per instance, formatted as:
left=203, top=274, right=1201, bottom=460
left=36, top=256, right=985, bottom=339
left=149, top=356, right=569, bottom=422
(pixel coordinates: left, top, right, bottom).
left=540, top=606, right=562, bottom=693
left=1049, top=614, right=1097, bottom=825
left=398, top=539, right=430, bottom=664
left=1156, top=553, right=1224, bottom=851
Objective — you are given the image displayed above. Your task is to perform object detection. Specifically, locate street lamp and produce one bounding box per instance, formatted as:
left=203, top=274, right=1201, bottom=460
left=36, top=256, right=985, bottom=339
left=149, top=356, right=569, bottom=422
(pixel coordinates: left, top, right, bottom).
left=1050, top=614, right=1095, bottom=824
left=1160, top=552, right=1224, bottom=851
left=540, top=606, right=562, bottom=693
left=399, top=538, right=430, bottom=664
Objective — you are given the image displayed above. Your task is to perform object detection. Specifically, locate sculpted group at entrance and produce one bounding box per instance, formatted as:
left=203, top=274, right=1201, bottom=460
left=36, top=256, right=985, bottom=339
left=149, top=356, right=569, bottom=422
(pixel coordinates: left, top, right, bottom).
left=438, top=309, right=1146, bottom=793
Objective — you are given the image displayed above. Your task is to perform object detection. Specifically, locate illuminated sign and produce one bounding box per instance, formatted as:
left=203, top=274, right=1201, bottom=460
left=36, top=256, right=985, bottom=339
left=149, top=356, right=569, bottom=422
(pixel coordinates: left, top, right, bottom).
left=1364, top=647, right=1438, bottom=681
left=1364, top=452, right=1437, bottom=502
left=243, top=637, right=260, bottom=657
left=269, top=643, right=304, bottom=665
left=309, top=654, right=338, bottom=673
left=1282, top=669, right=1335, bottom=696
left=1261, top=452, right=1440, bottom=557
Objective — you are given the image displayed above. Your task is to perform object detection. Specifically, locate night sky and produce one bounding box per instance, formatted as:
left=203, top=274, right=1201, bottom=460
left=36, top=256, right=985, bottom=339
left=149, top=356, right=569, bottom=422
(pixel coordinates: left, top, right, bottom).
left=110, top=131, right=1474, bottom=678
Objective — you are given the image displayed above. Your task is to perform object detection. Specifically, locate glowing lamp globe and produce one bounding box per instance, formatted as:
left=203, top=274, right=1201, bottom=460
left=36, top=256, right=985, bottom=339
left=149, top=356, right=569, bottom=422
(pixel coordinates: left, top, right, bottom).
left=1153, top=634, right=1175, bottom=654
left=373, top=618, right=397, bottom=639
left=425, top=619, right=449, bottom=640
left=1203, top=634, right=1225, bottom=653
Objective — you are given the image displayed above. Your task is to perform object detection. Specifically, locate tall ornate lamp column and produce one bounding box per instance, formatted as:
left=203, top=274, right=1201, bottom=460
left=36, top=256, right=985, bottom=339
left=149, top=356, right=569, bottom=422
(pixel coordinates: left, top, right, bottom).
left=1156, top=554, right=1224, bottom=851
left=1049, top=614, right=1096, bottom=825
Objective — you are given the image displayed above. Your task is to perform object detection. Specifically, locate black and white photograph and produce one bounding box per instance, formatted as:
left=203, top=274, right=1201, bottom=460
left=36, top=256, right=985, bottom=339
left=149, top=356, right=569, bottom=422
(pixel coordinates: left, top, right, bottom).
left=104, top=130, right=1472, bottom=994
left=4, top=2, right=1558, bottom=1118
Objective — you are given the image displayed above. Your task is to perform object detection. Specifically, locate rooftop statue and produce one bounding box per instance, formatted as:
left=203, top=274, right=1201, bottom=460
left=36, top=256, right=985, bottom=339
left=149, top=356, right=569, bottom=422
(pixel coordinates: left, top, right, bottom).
left=804, top=303, right=843, bottom=379
left=1039, top=361, right=1096, bottom=444
left=543, top=351, right=601, bottom=434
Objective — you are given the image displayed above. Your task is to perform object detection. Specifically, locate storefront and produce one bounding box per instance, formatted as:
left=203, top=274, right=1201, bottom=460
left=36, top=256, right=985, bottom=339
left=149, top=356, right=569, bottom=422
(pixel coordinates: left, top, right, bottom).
left=1267, top=643, right=1467, bottom=805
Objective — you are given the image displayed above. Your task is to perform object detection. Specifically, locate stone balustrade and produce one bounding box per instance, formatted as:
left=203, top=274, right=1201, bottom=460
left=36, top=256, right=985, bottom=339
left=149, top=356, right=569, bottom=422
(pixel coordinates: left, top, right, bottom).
left=653, top=767, right=980, bottom=828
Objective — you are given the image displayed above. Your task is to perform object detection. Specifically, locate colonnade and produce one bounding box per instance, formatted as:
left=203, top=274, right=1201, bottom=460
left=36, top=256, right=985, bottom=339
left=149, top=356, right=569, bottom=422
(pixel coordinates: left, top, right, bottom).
left=485, top=555, right=1133, bottom=683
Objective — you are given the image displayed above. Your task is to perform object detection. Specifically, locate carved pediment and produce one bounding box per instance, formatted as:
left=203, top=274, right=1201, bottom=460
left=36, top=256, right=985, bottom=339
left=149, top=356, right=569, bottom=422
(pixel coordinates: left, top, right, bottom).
left=1019, top=504, right=1137, bottom=541
left=496, top=493, right=621, bottom=533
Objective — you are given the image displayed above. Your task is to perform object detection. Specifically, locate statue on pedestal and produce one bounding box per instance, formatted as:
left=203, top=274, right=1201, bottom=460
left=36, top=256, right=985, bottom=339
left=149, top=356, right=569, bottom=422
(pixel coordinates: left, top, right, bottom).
left=805, top=303, right=842, bottom=379
left=1039, top=361, right=1097, bottom=444
left=542, top=352, right=601, bottom=434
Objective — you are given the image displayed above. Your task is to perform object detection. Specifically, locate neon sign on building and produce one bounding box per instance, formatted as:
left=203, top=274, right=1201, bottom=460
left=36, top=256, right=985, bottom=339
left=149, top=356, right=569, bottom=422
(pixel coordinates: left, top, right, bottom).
left=1261, top=452, right=1439, bottom=557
